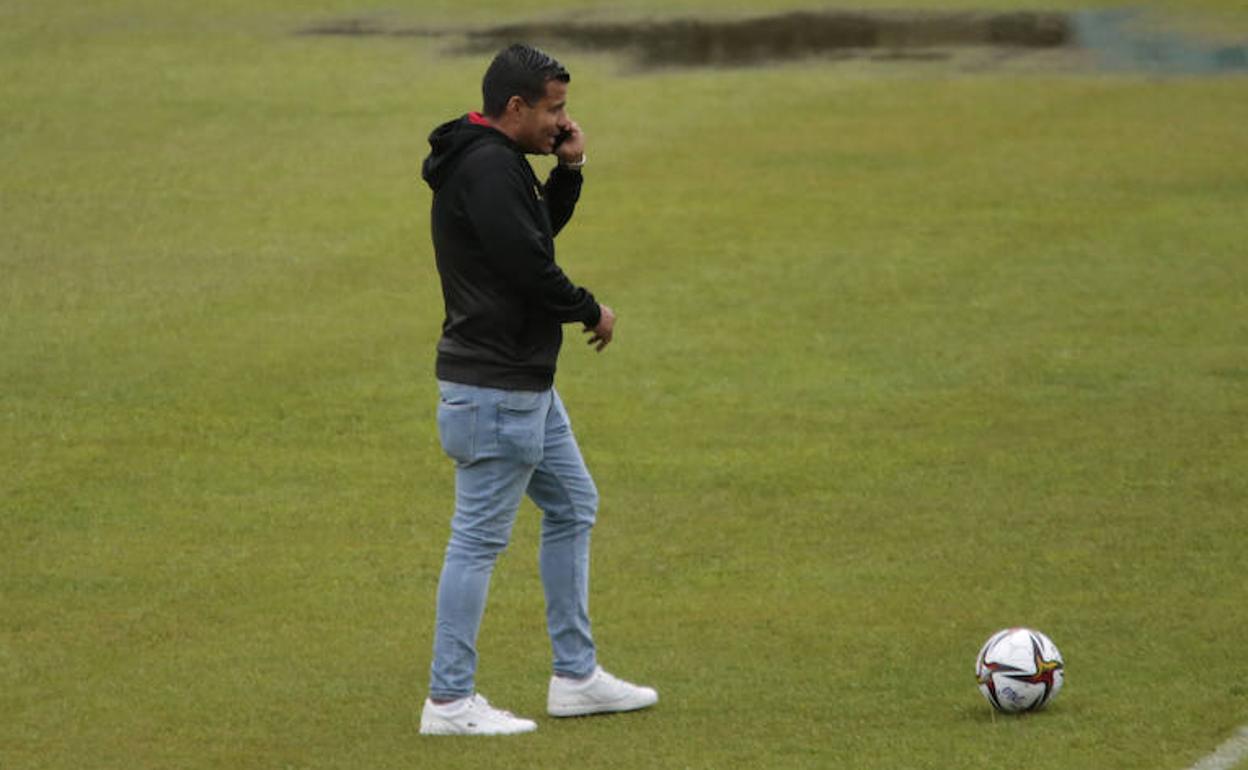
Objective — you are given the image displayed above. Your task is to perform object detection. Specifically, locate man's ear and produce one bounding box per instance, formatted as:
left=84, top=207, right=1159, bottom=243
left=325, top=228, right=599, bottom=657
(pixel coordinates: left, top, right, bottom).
left=504, top=95, right=527, bottom=116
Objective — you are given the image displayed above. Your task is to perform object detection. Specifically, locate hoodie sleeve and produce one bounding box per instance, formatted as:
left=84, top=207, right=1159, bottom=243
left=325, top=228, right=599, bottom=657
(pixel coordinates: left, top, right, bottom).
left=462, top=147, right=601, bottom=327
left=545, top=164, right=583, bottom=236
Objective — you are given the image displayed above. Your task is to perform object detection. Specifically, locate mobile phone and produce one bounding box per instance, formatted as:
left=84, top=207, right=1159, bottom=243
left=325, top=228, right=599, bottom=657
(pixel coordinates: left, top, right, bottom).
left=553, top=128, right=572, bottom=150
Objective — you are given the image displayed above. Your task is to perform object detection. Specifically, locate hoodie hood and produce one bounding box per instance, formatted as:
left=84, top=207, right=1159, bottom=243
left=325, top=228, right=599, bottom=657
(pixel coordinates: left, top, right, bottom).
left=422, top=113, right=512, bottom=192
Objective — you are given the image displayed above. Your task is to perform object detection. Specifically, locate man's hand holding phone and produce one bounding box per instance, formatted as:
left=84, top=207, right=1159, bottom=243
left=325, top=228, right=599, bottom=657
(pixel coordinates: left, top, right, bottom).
left=554, top=120, right=586, bottom=167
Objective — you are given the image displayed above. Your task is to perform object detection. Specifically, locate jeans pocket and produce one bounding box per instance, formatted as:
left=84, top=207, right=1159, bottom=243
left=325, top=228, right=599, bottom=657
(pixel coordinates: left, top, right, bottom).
left=497, top=391, right=547, bottom=466
left=437, top=400, right=478, bottom=464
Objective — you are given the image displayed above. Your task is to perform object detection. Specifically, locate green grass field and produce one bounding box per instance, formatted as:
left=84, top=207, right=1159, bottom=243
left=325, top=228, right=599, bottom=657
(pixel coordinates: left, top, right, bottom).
left=3, top=1, right=1247, bottom=768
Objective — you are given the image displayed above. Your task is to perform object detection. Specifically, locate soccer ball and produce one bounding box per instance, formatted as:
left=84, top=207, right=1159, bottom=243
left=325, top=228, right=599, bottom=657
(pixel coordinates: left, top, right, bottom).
left=975, top=627, right=1064, bottom=713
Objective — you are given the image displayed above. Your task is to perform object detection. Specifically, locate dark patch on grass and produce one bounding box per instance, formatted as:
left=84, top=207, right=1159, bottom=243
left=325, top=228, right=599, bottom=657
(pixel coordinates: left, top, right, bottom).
left=456, top=11, right=1072, bottom=67
left=298, top=10, right=1071, bottom=69
left=298, top=9, right=1248, bottom=74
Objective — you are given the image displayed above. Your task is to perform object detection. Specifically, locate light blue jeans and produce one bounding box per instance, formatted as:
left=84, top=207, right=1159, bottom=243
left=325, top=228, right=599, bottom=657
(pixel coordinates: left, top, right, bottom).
left=429, top=380, right=598, bottom=701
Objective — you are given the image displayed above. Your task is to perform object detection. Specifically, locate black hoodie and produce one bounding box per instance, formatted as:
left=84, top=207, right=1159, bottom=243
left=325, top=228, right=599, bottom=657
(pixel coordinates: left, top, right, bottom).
left=421, top=114, right=601, bottom=391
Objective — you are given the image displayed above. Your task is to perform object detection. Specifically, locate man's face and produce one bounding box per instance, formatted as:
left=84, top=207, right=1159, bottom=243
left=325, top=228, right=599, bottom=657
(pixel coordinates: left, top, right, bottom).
left=515, top=79, right=570, bottom=154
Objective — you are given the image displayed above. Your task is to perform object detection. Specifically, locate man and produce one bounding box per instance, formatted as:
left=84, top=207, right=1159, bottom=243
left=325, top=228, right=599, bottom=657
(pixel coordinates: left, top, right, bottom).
left=417, top=44, right=658, bottom=736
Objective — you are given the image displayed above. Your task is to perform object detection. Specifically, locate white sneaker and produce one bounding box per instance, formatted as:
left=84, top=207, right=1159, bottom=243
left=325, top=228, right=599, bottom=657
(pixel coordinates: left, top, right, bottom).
left=419, top=694, right=538, bottom=736
left=547, top=666, right=659, bottom=717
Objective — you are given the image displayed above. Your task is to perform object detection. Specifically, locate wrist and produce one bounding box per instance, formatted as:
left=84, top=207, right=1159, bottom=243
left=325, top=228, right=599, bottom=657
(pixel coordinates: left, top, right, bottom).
left=560, top=152, right=587, bottom=170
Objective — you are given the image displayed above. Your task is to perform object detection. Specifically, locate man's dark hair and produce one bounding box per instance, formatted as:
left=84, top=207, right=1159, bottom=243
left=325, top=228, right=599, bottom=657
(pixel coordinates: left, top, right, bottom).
left=481, top=44, right=570, bottom=118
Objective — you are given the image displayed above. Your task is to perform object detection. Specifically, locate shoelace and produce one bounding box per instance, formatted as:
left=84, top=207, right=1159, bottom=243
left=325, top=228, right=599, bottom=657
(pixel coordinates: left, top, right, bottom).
left=472, top=695, right=518, bottom=719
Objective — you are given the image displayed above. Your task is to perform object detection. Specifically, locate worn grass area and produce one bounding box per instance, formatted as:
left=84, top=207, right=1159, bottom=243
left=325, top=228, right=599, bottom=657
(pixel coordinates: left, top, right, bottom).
left=3, top=1, right=1247, bottom=769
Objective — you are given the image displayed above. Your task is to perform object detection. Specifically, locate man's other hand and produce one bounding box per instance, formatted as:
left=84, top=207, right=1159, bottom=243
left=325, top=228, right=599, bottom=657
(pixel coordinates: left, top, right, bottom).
left=585, top=304, right=615, bottom=352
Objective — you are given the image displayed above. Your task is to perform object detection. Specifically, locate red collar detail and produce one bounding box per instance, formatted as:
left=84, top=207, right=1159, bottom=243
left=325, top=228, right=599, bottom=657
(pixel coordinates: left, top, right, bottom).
left=467, top=111, right=490, bottom=126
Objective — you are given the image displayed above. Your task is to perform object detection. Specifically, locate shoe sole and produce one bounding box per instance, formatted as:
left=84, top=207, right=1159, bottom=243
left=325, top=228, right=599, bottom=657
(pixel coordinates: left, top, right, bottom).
left=548, top=693, right=659, bottom=718
left=420, top=718, right=537, bottom=735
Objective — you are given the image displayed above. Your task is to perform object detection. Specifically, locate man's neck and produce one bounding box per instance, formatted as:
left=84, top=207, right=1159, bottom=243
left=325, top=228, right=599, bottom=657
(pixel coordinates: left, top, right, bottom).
left=469, top=111, right=519, bottom=144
